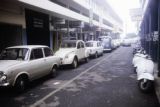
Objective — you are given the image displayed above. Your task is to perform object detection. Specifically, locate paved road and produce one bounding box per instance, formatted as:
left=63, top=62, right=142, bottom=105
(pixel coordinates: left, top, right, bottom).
left=0, top=47, right=159, bottom=107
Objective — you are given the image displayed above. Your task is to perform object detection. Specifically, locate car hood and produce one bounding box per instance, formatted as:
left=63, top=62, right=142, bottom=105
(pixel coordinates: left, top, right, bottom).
left=0, top=60, right=23, bottom=71
left=55, top=48, right=76, bottom=58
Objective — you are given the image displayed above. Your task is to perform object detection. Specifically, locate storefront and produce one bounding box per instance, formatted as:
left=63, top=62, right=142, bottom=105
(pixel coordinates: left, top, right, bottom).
left=0, top=23, right=23, bottom=52
left=25, top=9, right=50, bottom=46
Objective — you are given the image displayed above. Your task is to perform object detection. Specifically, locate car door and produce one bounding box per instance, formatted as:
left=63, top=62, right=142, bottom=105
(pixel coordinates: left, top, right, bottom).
left=27, top=48, right=47, bottom=80
left=99, top=42, right=103, bottom=53
left=97, top=42, right=102, bottom=54
left=76, top=42, right=81, bottom=60
left=80, top=41, right=85, bottom=58
left=43, top=47, right=54, bottom=73
left=94, top=42, right=99, bottom=54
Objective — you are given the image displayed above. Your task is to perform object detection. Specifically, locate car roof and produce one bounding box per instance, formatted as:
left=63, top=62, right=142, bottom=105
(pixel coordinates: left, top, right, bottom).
left=86, top=40, right=99, bottom=43
left=99, top=36, right=112, bottom=39
left=6, top=45, right=49, bottom=50
left=63, top=40, right=84, bottom=43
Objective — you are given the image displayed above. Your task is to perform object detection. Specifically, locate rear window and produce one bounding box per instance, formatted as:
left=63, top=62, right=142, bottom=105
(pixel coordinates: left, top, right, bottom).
left=86, top=42, right=93, bottom=47
left=30, top=48, right=43, bottom=60
left=44, top=48, right=53, bottom=57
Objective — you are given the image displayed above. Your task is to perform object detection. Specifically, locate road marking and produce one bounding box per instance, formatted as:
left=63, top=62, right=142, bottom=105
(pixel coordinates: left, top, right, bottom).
left=30, top=52, right=114, bottom=107
left=53, top=82, right=60, bottom=85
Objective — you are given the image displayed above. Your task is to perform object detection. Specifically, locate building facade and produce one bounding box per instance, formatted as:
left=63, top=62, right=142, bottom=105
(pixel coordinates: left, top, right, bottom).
left=0, top=0, right=123, bottom=51
left=139, top=0, right=160, bottom=75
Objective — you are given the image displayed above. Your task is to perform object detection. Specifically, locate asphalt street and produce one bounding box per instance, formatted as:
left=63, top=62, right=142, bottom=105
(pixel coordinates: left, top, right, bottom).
left=0, top=46, right=159, bottom=107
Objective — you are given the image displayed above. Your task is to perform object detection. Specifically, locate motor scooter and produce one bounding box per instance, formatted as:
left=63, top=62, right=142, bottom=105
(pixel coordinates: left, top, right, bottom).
left=132, top=50, right=147, bottom=72
left=135, top=56, right=154, bottom=93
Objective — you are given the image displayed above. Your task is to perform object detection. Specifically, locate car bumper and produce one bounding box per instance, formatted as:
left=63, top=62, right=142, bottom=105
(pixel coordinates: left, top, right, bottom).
left=61, top=58, right=73, bottom=65
left=89, top=52, right=96, bottom=56
left=103, top=49, right=112, bottom=51
left=0, top=82, right=10, bottom=87
left=0, top=76, right=10, bottom=87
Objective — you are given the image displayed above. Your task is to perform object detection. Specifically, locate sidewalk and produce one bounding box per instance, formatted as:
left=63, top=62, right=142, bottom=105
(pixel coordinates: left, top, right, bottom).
left=154, top=63, right=160, bottom=103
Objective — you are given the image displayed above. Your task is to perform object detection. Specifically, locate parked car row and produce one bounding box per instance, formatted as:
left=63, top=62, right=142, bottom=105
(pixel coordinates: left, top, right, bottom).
left=0, top=45, right=61, bottom=92
left=55, top=40, right=89, bottom=69
left=0, top=39, right=120, bottom=92
left=86, top=41, right=103, bottom=58
left=121, top=39, right=131, bottom=46
left=98, top=36, right=121, bottom=52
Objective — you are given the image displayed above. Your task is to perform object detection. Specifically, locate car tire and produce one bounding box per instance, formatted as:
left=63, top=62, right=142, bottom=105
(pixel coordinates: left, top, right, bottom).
left=94, top=52, right=98, bottom=58
left=85, top=57, right=89, bottom=63
left=101, top=52, right=103, bottom=56
left=14, top=76, right=28, bottom=93
left=72, top=58, right=78, bottom=69
left=50, top=65, right=58, bottom=78
left=134, top=67, right=137, bottom=73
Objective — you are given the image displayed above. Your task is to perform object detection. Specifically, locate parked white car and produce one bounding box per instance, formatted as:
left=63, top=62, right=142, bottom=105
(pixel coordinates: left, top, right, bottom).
left=122, top=39, right=131, bottom=46
left=86, top=41, right=103, bottom=58
left=99, top=36, right=114, bottom=51
left=55, top=40, right=89, bottom=68
left=0, top=45, right=61, bottom=92
left=112, top=39, right=121, bottom=48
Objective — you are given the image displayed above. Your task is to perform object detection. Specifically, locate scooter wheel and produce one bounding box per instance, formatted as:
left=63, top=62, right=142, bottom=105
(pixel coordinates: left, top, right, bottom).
left=138, top=79, right=154, bottom=93
left=134, top=67, right=137, bottom=73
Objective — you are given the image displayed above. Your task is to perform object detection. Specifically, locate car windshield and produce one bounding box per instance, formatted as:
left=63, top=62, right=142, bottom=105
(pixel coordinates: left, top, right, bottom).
left=102, top=38, right=111, bottom=46
left=61, top=42, right=76, bottom=48
left=99, top=36, right=107, bottom=41
left=86, top=42, right=94, bottom=47
left=103, top=38, right=110, bottom=43
left=0, top=48, right=29, bottom=60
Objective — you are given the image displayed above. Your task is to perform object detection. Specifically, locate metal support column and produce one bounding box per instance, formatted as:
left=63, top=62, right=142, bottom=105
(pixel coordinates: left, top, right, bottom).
left=22, top=28, right=27, bottom=45
left=149, top=10, right=152, bottom=55
left=158, top=0, right=160, bottom=76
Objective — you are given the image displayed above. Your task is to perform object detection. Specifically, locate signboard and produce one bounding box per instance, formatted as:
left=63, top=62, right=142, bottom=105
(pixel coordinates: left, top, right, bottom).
left=153, top=31, right=159, bottom=41
left=69, top=21, right=84, bottom=28
left=33, top=18, right=44, bottom=28
left=130, top=8, right=142, bottom=21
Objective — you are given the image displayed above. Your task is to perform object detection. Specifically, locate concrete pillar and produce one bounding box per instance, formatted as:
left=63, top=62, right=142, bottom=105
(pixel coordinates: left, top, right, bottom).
left=144, top=18, right=147, bottom=51
left=80, top=27, right=83, bottom=40
left=67, top=20, right=70, bottom=39
left=56, top=31, right=59, bottom=50
left=158, top=0, right=160, bottom=76
left=148, top=10, right=152, bottom=55
left=50, top=31, right=53, bottom=49
left=22, top=28, right=27, bottom=45
left=150, top=1, right=158, bottom=62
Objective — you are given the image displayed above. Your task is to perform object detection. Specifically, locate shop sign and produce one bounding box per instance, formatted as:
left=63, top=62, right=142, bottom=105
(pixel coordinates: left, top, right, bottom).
left=33, top=18, right=44, bottom=28
left=153, top=31, right=159, bottom=41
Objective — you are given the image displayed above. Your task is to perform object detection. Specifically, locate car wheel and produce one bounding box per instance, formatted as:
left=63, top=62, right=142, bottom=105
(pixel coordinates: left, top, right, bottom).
left=85, top=57, right=89, bottom=63
left=138, top=79, right=153, bottom=93
left=50, top=65, right=58, bottom=78
left=94, top=52, right=98, bottom=58
left=101, top=52, right=103, bottom=56
left=72, top=58, right=78, bottom=69
left=134, top=67, right=137, bottom=73
left=14, top=76, right=28, bottom=93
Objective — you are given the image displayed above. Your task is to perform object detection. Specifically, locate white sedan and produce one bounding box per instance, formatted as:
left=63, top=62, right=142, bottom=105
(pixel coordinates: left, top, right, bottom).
left=86, top=41, right=103, bottom=58
left=0, top=45, right=61, bottom=92
left=55, top=40, right=89, bottom=68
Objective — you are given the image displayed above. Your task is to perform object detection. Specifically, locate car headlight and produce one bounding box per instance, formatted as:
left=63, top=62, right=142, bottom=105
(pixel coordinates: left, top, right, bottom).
left=65, top=51, right=75, bottom=59
left=0, top=71, right=7, bottom=83
left=0, top=71, right=4, bottom=77
left=65, top=55, right=69, bottom=59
